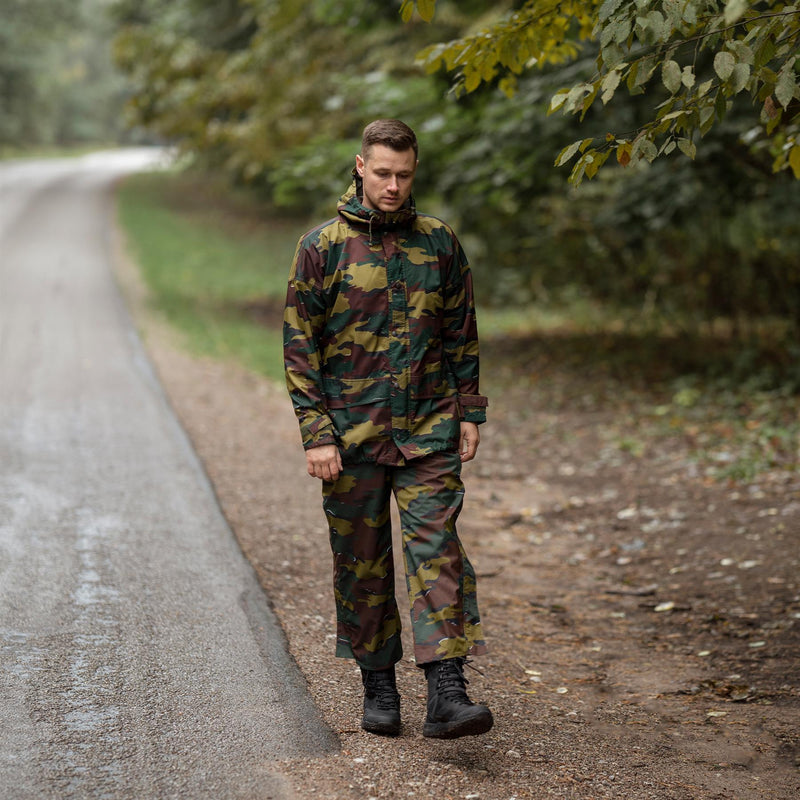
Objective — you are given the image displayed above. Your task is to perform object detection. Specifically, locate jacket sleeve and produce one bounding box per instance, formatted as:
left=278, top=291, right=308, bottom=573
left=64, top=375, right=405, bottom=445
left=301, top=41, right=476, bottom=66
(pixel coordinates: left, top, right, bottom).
left=283, top=237, right=338, bottom=449
left=441, top=234, right=488, bottom=425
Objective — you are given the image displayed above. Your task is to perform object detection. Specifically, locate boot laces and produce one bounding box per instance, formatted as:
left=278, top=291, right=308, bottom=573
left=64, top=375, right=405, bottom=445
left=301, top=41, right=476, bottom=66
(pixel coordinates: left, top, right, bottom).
left=365, top=670, right=400, bottom=710
left=436, top=658, right=473, bottom=704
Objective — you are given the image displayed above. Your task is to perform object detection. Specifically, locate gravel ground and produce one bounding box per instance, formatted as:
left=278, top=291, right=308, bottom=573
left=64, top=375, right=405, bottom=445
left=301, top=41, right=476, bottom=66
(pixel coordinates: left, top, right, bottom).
left=117, top=233, right=799, bottom=800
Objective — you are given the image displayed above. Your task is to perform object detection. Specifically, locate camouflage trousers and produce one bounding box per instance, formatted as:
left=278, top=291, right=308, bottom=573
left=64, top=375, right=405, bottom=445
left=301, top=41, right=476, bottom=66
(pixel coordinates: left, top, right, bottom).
left=322, top=450, right=488, bottom=670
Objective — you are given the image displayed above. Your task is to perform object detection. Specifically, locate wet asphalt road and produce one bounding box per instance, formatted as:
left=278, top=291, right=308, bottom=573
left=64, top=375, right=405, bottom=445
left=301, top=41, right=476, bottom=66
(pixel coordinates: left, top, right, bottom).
left=0, top=151, right=335, bottom=799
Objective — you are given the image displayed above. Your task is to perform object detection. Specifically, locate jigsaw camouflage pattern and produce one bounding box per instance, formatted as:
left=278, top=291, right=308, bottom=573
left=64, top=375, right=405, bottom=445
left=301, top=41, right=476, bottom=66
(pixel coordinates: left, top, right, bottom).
left=283, top=177, right=487, bottom=466
left=283, top=174, right=489, bottom=668
left=324, top=451, right=487, bottom=669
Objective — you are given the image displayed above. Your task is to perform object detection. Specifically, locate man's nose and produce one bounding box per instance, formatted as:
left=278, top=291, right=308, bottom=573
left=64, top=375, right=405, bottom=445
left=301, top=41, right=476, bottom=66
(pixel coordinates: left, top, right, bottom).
left=387, top=176, right=399, bottom=192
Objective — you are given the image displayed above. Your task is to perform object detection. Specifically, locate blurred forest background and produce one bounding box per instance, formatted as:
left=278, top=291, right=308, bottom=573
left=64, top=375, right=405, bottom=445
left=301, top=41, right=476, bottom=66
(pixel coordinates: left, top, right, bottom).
left=2, top=0, right=800, bottom=388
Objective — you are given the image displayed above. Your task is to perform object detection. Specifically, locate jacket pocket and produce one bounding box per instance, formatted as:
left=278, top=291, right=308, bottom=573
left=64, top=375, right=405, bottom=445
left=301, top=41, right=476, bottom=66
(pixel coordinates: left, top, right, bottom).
left=409, top=365, right=455, bottom=401
left=322, top=376, right=391, bottom=408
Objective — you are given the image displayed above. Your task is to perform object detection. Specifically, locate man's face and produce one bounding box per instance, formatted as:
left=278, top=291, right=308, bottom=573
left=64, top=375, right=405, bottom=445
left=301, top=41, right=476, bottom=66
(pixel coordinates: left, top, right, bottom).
left=355, top=144, right=417, bottom=213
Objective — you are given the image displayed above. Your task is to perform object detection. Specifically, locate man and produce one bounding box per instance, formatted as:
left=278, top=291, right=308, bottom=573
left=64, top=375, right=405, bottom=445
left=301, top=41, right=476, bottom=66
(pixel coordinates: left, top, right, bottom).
left=283, top=119, right=492, bottom=739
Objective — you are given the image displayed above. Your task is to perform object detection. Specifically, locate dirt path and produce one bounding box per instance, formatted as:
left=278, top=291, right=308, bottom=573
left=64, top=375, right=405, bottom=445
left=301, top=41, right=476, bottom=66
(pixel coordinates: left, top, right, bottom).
left=119, top=236, right=799, bottom=798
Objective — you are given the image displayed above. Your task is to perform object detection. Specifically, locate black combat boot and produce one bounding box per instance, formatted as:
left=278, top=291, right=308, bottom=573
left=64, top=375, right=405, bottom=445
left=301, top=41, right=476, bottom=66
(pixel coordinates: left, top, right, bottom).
left=361, top=665, right=401, bottom=736
left=422, top=657, right=493, bottom=739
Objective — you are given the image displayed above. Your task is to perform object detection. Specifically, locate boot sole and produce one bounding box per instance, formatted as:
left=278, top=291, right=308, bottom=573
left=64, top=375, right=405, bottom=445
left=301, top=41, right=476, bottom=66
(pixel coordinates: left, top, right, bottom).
left=362, top=720, right=401, bottom=736
left=423, top=710, right=493, bottom=739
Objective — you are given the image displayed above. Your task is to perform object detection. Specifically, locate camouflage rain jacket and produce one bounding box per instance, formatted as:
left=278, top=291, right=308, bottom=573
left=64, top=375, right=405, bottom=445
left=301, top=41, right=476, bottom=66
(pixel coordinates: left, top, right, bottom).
left=283, top=176, right=487, bottom=465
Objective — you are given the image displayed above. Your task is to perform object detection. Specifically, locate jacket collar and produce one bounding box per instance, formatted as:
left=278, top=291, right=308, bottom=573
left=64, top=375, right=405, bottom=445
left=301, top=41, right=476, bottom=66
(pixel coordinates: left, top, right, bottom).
left=337, top=171, right=417, bottom=238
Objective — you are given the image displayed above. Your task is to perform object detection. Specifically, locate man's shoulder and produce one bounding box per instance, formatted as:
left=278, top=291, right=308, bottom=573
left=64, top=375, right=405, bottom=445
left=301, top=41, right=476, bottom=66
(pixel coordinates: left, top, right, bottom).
left=297, top=215, right=341, bottom=249
left=413, top=212, right=458, bottom=238
left=411, top=213, right=464, bottom=256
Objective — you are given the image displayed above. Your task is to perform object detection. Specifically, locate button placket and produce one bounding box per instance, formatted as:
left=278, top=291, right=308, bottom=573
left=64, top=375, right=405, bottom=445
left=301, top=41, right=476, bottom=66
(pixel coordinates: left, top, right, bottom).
left=384, top=236, right=410, bottom=441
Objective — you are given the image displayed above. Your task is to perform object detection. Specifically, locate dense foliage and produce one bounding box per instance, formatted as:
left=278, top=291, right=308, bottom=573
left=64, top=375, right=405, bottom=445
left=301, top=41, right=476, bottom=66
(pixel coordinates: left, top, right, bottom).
left=407, top=0, right=800, bottom=185
left=0, top=0, right=127, bottom=147
left=110, top=1, right=798, bottom=343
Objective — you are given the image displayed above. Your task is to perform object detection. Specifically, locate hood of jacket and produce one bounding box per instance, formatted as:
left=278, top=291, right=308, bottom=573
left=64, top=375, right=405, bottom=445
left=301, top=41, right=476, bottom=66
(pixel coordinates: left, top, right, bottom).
left=337, top=170, right=417, bottom=243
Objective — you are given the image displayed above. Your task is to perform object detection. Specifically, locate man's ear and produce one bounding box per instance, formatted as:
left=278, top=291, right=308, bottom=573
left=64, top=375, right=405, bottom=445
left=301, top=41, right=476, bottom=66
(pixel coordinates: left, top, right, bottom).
left=355, top=153, right=365, bottom=176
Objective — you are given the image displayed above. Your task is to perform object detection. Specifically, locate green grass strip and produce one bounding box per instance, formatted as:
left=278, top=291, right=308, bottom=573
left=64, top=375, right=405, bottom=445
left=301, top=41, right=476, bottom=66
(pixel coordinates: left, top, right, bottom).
left=116, top=171, right=301, bottom=382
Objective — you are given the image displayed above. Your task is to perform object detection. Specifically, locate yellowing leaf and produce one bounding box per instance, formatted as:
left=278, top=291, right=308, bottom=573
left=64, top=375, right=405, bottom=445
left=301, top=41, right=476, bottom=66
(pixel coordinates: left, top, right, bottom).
left=555, top=139, right=583, bottom=167
left=789, top=145, right=800, bottom=179
left=415, top=0, right=437, bottom=22
left=601, top=69, right=621, bottom=104
left=464, top=71, right=480, bottom=92
left=549, top=89, right=570, bottom=114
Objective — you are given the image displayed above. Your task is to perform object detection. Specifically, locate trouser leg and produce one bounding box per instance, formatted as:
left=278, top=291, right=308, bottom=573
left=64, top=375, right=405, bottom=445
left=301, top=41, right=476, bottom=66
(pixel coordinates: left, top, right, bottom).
left=392, top=450, right=488, bottom=665
left=323, top=463, right=403, bottom=670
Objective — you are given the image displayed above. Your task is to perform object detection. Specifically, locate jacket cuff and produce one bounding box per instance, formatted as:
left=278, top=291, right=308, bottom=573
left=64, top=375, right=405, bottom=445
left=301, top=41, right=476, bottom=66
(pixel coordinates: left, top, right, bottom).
left=303, top=434, right=338, bottom=450
left=458, top=393, right=488, bottom=425
left=300, top=415, right=338, bottom=449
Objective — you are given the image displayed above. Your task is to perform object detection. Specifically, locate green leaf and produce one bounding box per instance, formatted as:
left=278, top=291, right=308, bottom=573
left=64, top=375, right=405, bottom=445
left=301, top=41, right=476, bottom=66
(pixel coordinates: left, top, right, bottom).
left=700, top=101, right=717, bottom=135
left=730, top=62, right=751, bottom=94
left=714, top=51, right=735, bottom=81
left=646, top=10, right=667, bottom=42
left=599, top=0, right=625, bottom=23
left=635, top=55, right=658, bottom=87
left=724, top=0, right=748, bottom=25
left=662, top=60, right=681, bottom=94
left=641, top=139, right=658, bottom=162
left=613, top=17, right=632, bottom=44
left=400, top=0, right=415, bottom=23
left=775, top=60, right=798, bottom=109
left=602, top=42, right=626, bottom=70
left=601, top=22, right=617, bottom=48
left=728, top=41, right=754, bottom=65
left=753, top=34, right=777, bottom=70
left=626, top=60, right=640, bottom=92
left=677, top=138, right=696, bottom=159
left=681, top=65, right=695, bottom=88
left=633, top=135, right=658, bottom=162
left=715, top=88, right=729, bottom=120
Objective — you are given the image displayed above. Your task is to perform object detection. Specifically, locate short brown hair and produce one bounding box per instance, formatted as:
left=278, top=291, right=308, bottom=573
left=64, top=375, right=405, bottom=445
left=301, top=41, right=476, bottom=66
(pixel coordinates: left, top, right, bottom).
left=361, top=119, right=418, bottom=160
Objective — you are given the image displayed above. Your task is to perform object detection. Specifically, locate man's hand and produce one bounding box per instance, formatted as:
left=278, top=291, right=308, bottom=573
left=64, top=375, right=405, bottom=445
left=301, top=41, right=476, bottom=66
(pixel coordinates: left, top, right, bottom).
left=459, top=422, right=480, bottom=463
left=306, top=444, right=343, bottom=481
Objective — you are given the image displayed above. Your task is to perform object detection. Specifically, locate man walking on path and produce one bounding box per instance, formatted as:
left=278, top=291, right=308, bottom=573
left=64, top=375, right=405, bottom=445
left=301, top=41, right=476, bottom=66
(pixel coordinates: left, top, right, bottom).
left=283, top=119, right=492, bottom=739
